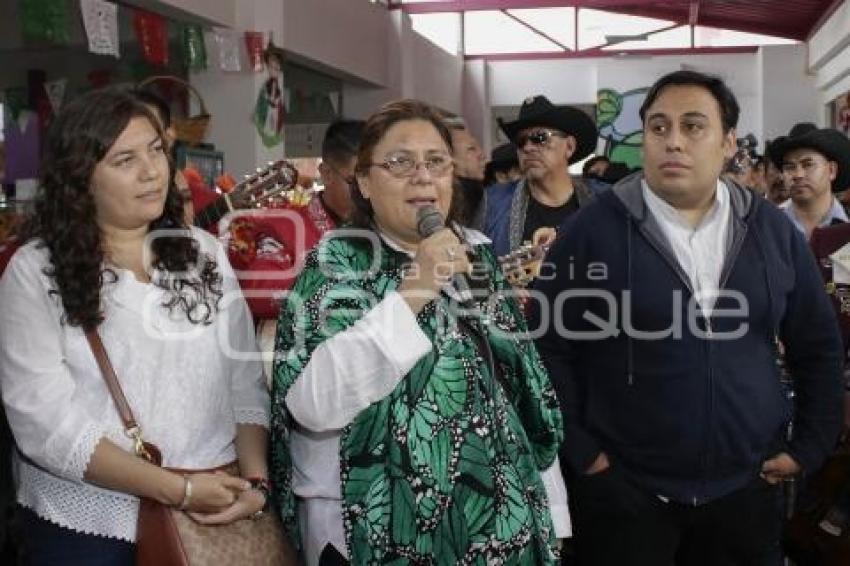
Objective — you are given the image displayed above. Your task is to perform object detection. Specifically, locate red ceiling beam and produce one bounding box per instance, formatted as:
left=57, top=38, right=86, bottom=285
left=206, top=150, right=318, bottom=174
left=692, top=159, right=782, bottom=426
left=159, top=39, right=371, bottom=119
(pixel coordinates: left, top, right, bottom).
left=688, top=1, right=699, bottom=26
left=392, top=0, right=655, bottom=14
left=603, top=6, right=808, bottom=40
left=464, top=45, right=758, bottom=62
left=393, top=0, right=813, bottom=40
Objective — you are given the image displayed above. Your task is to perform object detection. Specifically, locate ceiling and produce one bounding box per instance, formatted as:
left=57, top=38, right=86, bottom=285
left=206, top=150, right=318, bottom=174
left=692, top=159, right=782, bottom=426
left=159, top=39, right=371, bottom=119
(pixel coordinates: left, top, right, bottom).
left=392, top=0, right=844, bottom=42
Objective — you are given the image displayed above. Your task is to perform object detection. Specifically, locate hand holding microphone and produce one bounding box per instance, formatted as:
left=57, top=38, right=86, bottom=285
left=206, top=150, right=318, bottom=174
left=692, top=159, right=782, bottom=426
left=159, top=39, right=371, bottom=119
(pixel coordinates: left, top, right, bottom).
left=397, top=206, right=471, bottom=314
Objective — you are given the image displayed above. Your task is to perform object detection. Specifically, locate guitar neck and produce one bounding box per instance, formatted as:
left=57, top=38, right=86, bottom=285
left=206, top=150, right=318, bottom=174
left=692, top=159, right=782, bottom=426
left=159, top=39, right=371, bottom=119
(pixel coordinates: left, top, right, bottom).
left=194, top=194, right=232, bottom=229
left=192, top=160, right=300, bottom=229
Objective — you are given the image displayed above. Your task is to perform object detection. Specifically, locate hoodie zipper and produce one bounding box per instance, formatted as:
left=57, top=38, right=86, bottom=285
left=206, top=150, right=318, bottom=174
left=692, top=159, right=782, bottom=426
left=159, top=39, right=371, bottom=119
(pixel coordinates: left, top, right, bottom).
left=633, top=210, right=751, bottom=505
left=702, top=220, right=750, bottom=504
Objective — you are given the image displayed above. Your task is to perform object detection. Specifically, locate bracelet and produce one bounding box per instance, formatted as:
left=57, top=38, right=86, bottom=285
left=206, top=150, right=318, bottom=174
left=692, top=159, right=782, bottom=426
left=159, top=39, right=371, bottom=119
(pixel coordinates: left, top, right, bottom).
left=246, top=477, right=270, bottom=518
left=178, top=475, right=193, bottom=510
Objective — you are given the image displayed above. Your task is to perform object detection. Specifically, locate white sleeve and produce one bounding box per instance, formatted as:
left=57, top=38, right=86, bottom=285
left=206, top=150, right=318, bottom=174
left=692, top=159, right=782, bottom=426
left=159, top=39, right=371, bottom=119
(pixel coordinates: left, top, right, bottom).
left=215, top=242, right=269, bottom=428
left=0, top=249, right=105, bottom=481
left=541, top=456, right=572, bottom=538
left=285, top=291, right=432, bottom=431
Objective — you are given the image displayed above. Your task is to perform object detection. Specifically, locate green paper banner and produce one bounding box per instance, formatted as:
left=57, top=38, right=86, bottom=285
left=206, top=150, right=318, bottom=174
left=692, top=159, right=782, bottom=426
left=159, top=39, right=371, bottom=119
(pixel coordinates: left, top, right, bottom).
left=182, top=25, right=208, bottom=71
left=3, top=87, right=29, bottom=122
left=20, top=0, right=71, bottom=44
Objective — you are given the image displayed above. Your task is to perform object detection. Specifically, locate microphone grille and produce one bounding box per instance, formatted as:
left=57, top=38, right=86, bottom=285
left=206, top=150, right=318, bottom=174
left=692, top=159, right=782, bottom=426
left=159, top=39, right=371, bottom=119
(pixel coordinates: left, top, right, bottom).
left=416, top=205, right=445, bottom=238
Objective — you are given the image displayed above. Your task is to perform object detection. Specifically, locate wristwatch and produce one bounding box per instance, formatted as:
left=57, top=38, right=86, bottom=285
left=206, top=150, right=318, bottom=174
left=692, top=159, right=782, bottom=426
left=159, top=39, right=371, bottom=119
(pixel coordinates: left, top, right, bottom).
left=246, top=477, right=271, bottom=519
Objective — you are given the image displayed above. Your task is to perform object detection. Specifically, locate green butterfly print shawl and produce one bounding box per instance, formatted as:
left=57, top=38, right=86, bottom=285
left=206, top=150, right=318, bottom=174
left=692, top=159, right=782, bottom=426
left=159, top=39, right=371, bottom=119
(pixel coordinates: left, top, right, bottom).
left=270, top=234, right=564, bottom=565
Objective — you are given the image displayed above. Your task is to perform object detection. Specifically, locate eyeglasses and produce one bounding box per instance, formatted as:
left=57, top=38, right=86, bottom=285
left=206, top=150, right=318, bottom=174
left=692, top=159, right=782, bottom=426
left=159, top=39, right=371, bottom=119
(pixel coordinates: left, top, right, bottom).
left=368, top=152, right=454, bottom=178
left=516, top=129, right=567, bottom=149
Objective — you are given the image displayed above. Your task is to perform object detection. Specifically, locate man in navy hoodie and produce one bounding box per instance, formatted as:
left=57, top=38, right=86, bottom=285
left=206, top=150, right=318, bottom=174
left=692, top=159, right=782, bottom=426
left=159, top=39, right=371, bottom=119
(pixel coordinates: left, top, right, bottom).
left=530, top=70, right=843, bottom=565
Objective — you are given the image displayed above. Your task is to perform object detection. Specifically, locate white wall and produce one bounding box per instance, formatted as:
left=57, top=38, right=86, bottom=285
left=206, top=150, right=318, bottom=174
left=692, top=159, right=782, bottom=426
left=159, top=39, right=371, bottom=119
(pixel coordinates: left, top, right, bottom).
left=487, top=52, right=764, bottom=145
left=489, top=59, right=597, bottom=106
left=343, top=10, right=464, bottom=119
left=760, top=44, right=820, bottom=141
left=809, top=0, right=850, bottom=70
left=462, top=59, right=491, bottom=153
left=808, top=0, right=850, bottom=123
left=282, top=0, right=387, bottom=87
left=412, top=32, right=463, bottom=114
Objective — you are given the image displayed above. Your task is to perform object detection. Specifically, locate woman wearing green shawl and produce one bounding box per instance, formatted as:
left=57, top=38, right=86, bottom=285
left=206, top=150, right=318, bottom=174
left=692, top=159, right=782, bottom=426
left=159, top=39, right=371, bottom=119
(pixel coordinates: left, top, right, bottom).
left=270, top=99, right=568, bottom=565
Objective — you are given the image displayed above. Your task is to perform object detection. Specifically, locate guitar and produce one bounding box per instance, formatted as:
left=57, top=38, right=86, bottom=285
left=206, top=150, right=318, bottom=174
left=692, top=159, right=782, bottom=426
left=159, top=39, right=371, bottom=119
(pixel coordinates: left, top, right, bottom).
left=498, top=227, right=556, bottom=288
left=193, top=160, right=301, bottom=229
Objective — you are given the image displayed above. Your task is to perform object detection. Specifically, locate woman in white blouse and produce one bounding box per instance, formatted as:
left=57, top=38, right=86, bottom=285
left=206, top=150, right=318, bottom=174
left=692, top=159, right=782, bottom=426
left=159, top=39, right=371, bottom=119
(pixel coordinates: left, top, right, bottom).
left=0, top=87, right=270, bottom=565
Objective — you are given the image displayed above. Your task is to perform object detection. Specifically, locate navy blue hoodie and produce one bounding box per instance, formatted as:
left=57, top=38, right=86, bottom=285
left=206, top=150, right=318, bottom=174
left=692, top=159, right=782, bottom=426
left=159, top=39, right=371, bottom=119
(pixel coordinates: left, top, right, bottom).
left=530, top=173, right=843, bottom=505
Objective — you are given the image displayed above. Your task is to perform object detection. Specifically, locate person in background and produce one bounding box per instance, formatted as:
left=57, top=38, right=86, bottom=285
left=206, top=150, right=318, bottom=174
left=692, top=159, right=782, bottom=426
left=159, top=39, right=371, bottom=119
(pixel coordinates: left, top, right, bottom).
left=803, top=126, right=850, bottom=422
left=765, top=141, right=790, bottom=205
left=750, top=155, right=767, bottom=197
left=441, top=113, right=487, bottom=228
left=225, top=120, right=364, bottom=378
left=270, top=99, right=569, bottom=565
left=772, top=123, right=850, bottom=239
left=482, top=95, right=598, bottom=258
left=483, top=142, right=521, bottom=187
left=0, top=87, right=270, bottom=565
left=582, top=155, right=611, bottom=180
left=531, top=70, right=843, bottom=566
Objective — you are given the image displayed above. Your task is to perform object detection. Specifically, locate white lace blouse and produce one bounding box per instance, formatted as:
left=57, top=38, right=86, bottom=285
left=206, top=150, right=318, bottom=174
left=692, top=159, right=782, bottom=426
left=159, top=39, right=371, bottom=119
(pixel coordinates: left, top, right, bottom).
left=0, top=229, right=269, bottom=541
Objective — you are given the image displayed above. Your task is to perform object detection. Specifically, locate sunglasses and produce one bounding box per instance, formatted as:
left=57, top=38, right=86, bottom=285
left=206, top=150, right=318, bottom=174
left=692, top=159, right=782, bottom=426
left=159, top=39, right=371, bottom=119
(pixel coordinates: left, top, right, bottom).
left=516, top=129, right=567, bottom=149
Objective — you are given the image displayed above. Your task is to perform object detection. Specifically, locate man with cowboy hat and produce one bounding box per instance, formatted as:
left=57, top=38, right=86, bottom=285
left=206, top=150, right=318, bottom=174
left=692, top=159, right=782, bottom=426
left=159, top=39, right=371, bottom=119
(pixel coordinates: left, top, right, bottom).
left=481, top=95, right=598, bottom=258
left=804, top=127, right=850, bottom=438
left=772, top=122, right=850, bottom=239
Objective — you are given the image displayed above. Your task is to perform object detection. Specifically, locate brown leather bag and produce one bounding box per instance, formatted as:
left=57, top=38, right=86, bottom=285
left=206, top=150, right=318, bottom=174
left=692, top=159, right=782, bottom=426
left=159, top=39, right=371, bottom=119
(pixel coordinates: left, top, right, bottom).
left=85, top=331, right=299, bottom=565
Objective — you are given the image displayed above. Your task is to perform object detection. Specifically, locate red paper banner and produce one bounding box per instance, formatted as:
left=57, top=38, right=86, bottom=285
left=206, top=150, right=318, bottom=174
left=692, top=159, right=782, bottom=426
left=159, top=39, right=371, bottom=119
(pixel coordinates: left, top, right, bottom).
left=244, top=31, right=265, bottom=73
left=133, top=10, right=169, bottom=66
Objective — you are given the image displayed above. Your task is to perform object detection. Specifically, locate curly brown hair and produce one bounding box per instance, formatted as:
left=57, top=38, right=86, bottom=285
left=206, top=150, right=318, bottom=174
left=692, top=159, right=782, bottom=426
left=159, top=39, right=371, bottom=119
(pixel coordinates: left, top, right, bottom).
left=18, top=86, right=221, bottom=330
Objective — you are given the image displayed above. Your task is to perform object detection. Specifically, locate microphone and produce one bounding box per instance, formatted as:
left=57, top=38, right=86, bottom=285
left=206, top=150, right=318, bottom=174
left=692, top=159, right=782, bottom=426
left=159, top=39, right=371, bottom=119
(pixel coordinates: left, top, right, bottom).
left=416, top=205, right=475, bottom=306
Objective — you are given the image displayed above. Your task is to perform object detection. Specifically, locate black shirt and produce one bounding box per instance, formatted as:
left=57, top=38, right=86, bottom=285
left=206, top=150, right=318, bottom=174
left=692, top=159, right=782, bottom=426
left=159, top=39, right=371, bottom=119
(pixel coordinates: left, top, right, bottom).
left=522, top=192, right=579, bottom=242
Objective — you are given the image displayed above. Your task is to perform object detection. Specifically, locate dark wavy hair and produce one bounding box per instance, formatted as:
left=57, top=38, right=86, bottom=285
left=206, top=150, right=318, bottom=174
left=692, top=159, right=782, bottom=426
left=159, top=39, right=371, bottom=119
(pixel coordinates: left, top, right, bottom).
left=18, top=86, right=222, bottom=330
left=350, top=99, right=462, bottom=229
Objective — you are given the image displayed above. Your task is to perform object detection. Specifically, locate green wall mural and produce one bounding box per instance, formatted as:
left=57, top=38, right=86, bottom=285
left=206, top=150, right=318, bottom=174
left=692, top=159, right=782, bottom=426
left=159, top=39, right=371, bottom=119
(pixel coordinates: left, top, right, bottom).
left=596, top=87, right=648, bottom=170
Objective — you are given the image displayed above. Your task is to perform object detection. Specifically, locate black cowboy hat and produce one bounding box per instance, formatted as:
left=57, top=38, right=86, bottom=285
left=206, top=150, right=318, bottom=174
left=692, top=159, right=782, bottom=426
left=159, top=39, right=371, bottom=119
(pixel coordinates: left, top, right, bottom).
left=498, top=95, right=598, bottom=164
left=770, top=122, right=850, bottom=192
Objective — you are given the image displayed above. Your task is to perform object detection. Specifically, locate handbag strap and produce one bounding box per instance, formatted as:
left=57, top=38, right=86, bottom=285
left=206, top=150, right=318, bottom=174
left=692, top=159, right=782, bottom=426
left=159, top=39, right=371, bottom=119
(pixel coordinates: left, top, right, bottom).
left=84, top=329, right=151, bottom=460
